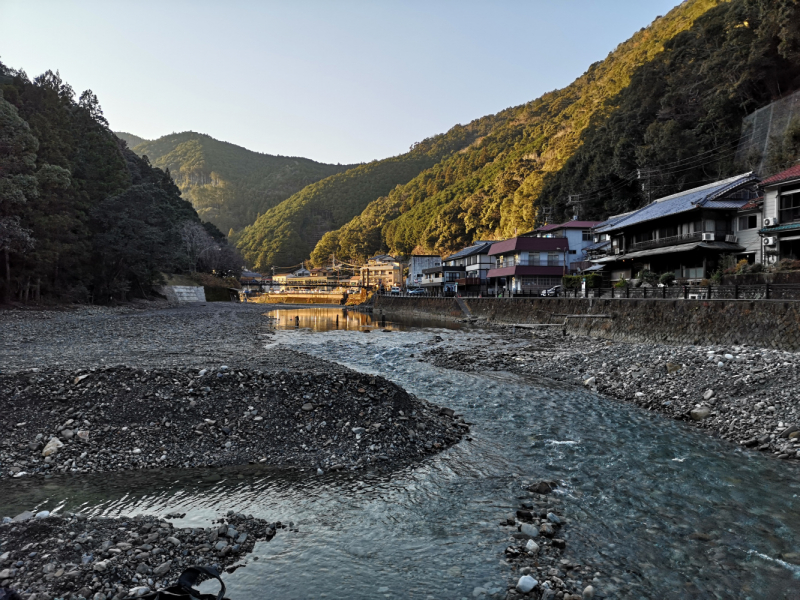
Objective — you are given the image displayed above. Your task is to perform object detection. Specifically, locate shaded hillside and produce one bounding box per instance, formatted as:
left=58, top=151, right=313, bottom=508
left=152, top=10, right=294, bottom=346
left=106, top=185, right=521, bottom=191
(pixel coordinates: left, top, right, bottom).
left=0, top=65, right=237, bottom=303
left=313, top=0, right=800, bottom=263
left=127, top=132, right=353, bottom=235
left=237, top=119, right=500, bottom=269
left=115, top=131, right=149, bottom=148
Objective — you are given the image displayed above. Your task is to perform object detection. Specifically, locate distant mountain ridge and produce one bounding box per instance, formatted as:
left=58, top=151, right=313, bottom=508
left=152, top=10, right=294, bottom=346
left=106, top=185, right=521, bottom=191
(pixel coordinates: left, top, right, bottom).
left=117, top=131, right=354, bottom=235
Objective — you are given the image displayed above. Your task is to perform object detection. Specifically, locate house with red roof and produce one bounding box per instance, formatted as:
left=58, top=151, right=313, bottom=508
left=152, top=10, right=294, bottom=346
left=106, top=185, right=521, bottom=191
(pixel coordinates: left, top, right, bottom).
left=487, top=236, right=569, bottom=294
left=759, top=163, right=800, bottom=262
left=529, top=218, right=603, bottom=272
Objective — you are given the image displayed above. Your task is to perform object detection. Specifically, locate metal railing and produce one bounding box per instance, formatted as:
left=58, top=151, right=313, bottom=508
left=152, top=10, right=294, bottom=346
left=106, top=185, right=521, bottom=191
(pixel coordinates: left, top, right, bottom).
left=495, top=258, right=563, bottom=268
left=379, top=284, right=800, bottom=301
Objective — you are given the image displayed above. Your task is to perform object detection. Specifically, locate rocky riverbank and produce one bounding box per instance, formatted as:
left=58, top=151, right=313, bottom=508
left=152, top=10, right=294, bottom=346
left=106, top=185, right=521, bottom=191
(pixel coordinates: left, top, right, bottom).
left=422, top=326, right=800, bottom=461
left=0, top=365, right=466, bottom=479
left=0, top=510, right=282, bottom=599
left=501, top=482, right=598, bottom=600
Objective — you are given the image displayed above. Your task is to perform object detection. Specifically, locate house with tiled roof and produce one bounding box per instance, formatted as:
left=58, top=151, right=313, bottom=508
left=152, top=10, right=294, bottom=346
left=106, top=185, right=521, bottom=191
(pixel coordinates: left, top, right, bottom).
left=487, top=236, right=570, bottom=294
left=528, top=218, right=603, bottom=272
left=590, top=173, right=761, bottom=282
left=442, top=241, right=495, bottom=293
left=759, top=163, right=800, bottom=262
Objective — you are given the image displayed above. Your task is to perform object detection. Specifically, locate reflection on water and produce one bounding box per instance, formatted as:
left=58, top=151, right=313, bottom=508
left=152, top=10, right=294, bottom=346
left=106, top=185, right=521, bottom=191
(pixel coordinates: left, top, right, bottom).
left=5, top=322, right=800, bottom=599
left=264, top=307, right=462, bottom=332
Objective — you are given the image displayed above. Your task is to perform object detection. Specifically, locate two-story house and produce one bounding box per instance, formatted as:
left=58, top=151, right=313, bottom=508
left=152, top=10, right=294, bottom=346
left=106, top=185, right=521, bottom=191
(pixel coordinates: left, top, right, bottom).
left=759, top=164, right=800, bottom=262
left=407, top=255, right=441, bottom=288
left=420, top=264, right=464, bottom=294
left=487, top=237, right=569, bottom=294
left=442, top=241, right=495, bottom=294
left=590, top=172, right=760, bottom=282
left=531, top=219, right=603, bottom=272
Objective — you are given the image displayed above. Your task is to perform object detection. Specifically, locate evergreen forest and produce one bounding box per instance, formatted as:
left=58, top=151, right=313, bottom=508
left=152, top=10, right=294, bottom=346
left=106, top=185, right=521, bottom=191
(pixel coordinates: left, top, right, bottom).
left=0, top=63, right=240, bottom=303
left=282, top=0, right=800, bottom=265
left=124, top=132, right=353, bottom=237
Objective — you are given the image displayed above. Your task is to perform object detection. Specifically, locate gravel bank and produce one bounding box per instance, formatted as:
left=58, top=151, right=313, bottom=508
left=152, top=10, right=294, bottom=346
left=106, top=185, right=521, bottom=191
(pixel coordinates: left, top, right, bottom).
left=0, top=510, right=283, bottom=599
left=0, top=304, right=464, bottom=478
left=423, top=326, right=800, bottom=461
left=501, top=483, right=599, bottom=600
left=0, top=365, right=465, bottom=478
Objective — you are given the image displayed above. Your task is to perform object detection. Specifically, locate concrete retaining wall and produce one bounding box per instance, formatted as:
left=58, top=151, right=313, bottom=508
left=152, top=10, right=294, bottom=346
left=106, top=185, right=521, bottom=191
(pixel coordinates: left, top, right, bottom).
left=374, top=295, right=800, bottom=350
left=156, top=285, right=206, bottom=303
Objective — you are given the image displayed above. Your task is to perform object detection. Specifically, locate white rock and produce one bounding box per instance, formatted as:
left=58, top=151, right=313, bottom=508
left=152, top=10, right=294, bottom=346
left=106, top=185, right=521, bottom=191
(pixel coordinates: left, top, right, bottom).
left=583, top=377, right=596, bottom=387
left=93, top=560, right=109, bottom=572
left=516, top=575, right=538, bottom=594
left=520, top=523, right=538, bottom=538
left=12, top=471, right=26, bottom=478
left=34, top=511, right=50, bottom=520
left=198, top=369, right=207, bottom=377
left=42, top=437, right=64, bottom=457
left=583, top=585, right=595, bottom=599
left=703, top=389, right=715, bottom=401
left=635, top=392, right=645, bottom=398
left=525, top=539, right=539, bottom=554
left=128, top=586, right=150, bottom=597
left=132, top=448, right=142, bottom=454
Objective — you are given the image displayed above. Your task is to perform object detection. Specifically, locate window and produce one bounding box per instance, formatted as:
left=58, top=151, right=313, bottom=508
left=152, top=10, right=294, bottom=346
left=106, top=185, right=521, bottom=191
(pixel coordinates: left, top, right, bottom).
left=582, top=230, right=592, bottom=241
left=780, top=193, right=800, bottom=224
left=547, top=252, right=559, bottom=266
left=738, top=215, right=758, bottom=230
left=569, top=250, right=577, bottom=255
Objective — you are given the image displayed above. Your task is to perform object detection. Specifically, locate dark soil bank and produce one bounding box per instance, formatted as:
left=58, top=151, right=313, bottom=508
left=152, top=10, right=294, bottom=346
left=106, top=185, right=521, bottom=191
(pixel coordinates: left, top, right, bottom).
left=0, top=365, right=466, bottom=479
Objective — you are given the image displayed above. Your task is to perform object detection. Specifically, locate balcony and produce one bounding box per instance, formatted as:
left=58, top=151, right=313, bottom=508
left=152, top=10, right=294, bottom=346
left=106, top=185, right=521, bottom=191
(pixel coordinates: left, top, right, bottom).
left=455, top=277, right=483, bottom=286
left=629, top=231, right=708, bottom=252
left=495, top=257, right=563, bottom=268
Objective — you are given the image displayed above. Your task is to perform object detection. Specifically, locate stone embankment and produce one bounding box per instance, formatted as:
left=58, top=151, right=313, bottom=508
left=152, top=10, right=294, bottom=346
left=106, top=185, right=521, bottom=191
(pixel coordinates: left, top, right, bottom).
left=423, top=327, right=800, bottom=461
left=0, top=365, right=466, bottom=479
left=0, top=510, right=281, bottom=599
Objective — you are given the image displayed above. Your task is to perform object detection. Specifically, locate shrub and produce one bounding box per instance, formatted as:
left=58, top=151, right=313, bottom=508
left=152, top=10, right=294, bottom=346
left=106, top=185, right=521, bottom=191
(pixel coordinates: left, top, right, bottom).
left=585, top=273, right=603, bottom=288
left=639, top=269, right=658, bottom=285
left=562, top=275, right=581, bottom=290
left=710, top=269, right=723, bottom=284
left=774, top=258, right=800, bottom=272
left=699, top=278, right=711, bottom=287
left=749, top=262, right=764, bottom=273
left=659, top=272, right=676, bottom=286
left=735, top=259, right=750, bottom=275
left=614, top=278, right=628, bottom=289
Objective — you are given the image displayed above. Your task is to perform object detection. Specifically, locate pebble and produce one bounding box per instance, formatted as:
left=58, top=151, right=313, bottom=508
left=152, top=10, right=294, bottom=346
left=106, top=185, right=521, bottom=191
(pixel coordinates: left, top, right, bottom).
left=516, top=575, right=538, bottom=593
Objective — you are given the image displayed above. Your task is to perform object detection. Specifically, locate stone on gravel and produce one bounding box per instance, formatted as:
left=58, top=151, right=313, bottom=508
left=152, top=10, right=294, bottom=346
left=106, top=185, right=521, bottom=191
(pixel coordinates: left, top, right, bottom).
left=41, top=437, right=63, bottom=457
left=520, top=523, right=538, bottom=538
left=516, top=575, right=538, bottom=593
left=690, top=406, right=712, bottom=421
left=703, top=389, right=715, bottom=401
left=582, top=585, right=595, bottom=599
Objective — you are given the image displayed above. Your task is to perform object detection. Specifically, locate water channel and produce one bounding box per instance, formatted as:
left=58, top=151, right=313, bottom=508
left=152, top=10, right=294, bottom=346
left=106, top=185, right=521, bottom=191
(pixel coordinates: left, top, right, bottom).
left=4, top=308, right=800, bottom=599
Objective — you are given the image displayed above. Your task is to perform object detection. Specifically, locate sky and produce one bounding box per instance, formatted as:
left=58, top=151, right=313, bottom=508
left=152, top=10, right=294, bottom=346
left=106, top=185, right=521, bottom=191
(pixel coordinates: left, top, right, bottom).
left=1, top=0, right=681, bottom=165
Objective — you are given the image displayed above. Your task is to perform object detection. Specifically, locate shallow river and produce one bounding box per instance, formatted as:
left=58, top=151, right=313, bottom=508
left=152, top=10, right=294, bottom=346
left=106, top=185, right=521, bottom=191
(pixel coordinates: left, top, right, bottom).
left=4, top=309, right=800, bottom=599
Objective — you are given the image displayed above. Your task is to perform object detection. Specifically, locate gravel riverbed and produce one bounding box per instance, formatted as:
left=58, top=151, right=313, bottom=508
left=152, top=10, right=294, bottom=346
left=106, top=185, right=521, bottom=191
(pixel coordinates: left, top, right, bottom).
left=0, top=304, right=464, bottom=478
left=0, top=510, right=283, bottom=600
left=423, top=325, right=800, bottom=461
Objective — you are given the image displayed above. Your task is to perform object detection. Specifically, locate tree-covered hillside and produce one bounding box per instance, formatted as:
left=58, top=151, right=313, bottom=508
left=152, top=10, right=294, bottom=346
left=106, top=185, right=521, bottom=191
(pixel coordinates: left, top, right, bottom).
left=115, top=131, right=149, bottom=148
left=237, top=117, right=502, bottom=269
left=309, top=0, right=800, bottom=264
left=125, top=132, right=353, bottom=236
left=0, top=64, right=239, bottom=303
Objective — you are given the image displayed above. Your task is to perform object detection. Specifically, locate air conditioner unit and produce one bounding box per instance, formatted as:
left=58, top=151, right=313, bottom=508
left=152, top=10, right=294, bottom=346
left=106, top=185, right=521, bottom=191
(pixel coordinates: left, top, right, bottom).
left=763, top=236, right=777, bottom=246
left=701, top=233, right=714, bottom=241
left=765, top=217, right=779, bottom=227
left=725, top=234, right=737, bottom=243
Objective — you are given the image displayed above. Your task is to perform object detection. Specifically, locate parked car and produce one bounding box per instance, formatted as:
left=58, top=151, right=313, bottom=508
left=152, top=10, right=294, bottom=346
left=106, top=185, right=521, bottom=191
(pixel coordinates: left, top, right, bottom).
left=541, top=285, right=561, bottom=297
left=390, top=286, right=401, bottom=295
left=407, top=288, right=425, bottom=296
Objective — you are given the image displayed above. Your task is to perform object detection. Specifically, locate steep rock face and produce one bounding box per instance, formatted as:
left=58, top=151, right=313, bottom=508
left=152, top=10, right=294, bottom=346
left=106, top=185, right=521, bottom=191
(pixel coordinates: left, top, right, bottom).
left=126, top=131, right=353, bottom=235
left=310, top=0, right=800, bottom=262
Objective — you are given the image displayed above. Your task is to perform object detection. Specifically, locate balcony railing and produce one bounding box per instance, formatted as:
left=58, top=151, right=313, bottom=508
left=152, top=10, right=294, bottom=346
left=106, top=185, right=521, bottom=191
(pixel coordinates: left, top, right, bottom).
left=626, top=231, right=740, bottom=252
left=495, top=258, right=563, bottom=268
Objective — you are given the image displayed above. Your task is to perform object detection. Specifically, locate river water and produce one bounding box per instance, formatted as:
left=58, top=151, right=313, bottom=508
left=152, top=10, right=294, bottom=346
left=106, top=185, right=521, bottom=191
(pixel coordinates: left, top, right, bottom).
left=4, top=309, right=800, bottom=599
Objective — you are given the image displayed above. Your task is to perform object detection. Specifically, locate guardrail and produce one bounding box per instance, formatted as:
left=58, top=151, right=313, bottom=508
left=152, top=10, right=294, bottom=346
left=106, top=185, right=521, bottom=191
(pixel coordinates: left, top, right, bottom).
left=379, top=284, right=800, bottom=301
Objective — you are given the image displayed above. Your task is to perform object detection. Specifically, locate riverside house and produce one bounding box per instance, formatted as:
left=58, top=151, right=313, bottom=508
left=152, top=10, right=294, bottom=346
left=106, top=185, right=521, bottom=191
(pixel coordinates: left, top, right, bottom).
left=531, top=219, right=603, bottom=272
left=759, top=164, right=800, bottom=263
left=589, top=173, right=761, bottom=282
left=407, top=255, right=441, bottom=288
left=360, top=255, right=403, bottom=290
left=442, top=241, right=495, bottom=294
left=487, top=236, right=569, bottom=294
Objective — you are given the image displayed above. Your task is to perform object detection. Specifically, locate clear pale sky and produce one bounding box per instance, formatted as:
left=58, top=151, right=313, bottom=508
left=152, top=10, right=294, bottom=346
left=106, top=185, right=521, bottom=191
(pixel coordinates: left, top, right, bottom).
left=1, top=0, right=680, bottom=165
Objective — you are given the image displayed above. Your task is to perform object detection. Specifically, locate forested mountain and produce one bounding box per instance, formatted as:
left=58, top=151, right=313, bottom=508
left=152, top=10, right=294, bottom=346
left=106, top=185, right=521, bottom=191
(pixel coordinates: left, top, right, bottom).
left=0, top=64, right=239, bottom=303
left=115, top=131, right=149, bottom=148
left=304, top=0, right=800, bottom=264
left=122, top=132, right=353, bottom=236
left=236, top=120, right=500, bottom=270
